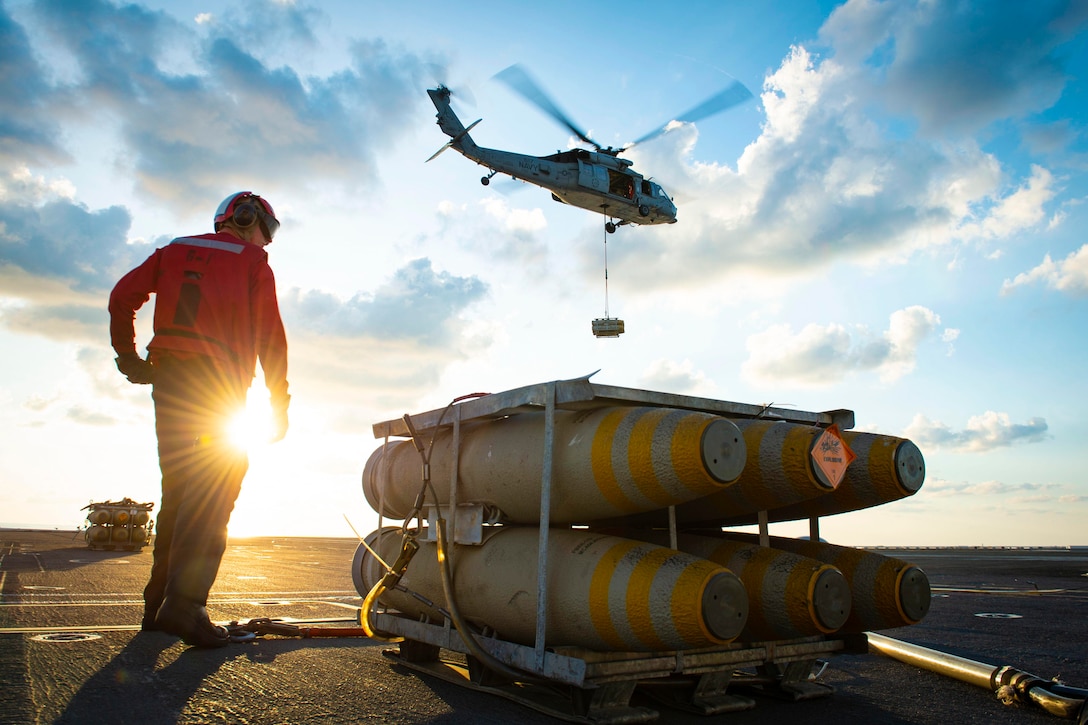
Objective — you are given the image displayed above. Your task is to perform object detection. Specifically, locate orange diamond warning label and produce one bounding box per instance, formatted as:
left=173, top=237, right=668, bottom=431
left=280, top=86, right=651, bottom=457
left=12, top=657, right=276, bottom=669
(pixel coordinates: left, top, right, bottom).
left=811, top=424, right=856, bottom=489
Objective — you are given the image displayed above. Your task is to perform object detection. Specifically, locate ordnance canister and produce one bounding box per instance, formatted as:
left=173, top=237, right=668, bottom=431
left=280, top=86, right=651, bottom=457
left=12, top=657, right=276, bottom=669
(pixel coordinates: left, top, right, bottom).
left=363, top=406, right=746, bottom=524
left=593, top=420, right=848, bottom=529
left=86, top=525, right=111, bottom=543
left=88, top=509, right=111, bottom=525
left=355, top=526, right=749, bottom=651
left=723, top=533, right=931, bottom=631
left=668, top=420, right=835, bottom=526
left=616, top=530, right=851, bottom=641
left=717, top=432, right=925, bottom=525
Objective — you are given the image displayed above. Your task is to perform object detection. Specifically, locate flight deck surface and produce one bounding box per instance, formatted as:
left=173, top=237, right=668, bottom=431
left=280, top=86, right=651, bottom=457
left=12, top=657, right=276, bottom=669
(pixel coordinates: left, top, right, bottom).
left=1, top=530, right=1085, bottom=724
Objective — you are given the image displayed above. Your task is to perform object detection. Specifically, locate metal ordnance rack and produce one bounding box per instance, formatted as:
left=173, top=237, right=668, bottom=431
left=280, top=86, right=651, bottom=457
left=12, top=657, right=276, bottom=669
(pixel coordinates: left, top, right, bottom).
left=367, top=375, right=861, bottom=722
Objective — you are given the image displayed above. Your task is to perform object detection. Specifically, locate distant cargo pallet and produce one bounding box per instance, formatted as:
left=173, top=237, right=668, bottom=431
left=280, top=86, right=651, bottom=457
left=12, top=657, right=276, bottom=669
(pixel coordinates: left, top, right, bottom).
left=83, top=498, right=154, bottom=551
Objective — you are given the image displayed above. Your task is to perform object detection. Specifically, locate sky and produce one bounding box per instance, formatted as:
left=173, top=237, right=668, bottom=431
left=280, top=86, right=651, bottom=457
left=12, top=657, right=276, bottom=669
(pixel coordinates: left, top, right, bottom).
left=1, top=0, right=1086, bottom=546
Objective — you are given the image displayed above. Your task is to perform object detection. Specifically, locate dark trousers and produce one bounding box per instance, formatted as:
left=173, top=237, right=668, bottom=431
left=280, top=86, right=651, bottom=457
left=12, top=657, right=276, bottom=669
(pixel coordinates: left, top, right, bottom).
left=144, top=355, right=248, bottom=617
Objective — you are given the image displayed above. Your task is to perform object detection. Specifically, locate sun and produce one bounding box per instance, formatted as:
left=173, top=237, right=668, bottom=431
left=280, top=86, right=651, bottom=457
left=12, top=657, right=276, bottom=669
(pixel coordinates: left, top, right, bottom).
left=226, top=393, right=275, bottom=452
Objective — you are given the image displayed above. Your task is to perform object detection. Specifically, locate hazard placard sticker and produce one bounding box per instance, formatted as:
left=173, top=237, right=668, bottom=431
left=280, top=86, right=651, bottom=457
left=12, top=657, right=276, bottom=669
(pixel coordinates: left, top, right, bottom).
left=811, top=424, right=856, bottom=489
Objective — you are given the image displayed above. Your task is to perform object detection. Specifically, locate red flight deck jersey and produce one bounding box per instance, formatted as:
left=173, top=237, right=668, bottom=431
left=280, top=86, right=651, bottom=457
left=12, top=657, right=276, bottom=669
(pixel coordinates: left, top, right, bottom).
left=109, top=232, right=289, bottom=401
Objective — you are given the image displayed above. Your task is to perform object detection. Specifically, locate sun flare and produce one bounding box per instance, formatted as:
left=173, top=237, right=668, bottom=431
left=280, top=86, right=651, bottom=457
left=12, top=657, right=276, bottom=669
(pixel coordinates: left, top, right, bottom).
left=226, top=395, right=275, bottom=452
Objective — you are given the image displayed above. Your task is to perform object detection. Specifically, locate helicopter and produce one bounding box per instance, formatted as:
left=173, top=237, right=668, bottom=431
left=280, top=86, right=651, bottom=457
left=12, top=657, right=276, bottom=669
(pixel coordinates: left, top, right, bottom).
left=426, top=64, right=753, bottom=233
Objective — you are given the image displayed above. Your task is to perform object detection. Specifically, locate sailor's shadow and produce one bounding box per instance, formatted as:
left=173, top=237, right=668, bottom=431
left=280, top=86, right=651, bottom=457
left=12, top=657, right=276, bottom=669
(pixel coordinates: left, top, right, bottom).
left=54, top=632, right=238, bottom=725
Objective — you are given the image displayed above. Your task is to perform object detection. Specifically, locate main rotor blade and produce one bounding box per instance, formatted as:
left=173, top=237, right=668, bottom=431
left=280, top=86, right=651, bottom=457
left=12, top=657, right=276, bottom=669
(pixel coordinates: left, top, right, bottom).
left=629, top=79, right=754, bottom=147
left=494, top=64, right=601, bottom=151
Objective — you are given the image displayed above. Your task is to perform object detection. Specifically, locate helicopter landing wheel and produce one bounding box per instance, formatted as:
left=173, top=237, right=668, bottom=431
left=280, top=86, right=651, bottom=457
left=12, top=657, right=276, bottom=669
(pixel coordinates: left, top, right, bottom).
left=605, top=222, right=617, bottom=234
left=480, top=176, right=490, bottom=186
left=638, top=204, right=650, bottom=217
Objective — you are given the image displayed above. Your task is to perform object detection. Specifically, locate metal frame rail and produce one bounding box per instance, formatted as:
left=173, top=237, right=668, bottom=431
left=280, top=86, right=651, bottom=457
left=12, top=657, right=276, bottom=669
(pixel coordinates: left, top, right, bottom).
left=372, top=376, right=854, bottom=440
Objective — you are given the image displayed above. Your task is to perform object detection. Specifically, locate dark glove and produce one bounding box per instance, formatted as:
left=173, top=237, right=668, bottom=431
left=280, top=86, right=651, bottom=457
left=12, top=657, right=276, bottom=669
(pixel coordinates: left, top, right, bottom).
left=270, top=394, right=290, bottom=443
left=115, top=353, right=155, bottom=385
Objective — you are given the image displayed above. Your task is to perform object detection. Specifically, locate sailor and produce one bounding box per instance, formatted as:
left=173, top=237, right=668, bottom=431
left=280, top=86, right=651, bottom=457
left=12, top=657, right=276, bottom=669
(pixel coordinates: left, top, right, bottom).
left=109, top=192, right=290, bottom=647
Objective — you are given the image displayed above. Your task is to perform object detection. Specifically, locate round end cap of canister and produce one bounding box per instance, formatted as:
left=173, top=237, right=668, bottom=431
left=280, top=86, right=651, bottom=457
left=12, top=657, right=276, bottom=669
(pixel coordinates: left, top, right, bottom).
left=701, top=571, right=749, bottom=641
left=701, top=419, right=747, bottom=484
left=812, top=567, right=852, bottom=631
left=895, top=440, right=925, bottom=493
left=898, top=566, right=931, bottom=622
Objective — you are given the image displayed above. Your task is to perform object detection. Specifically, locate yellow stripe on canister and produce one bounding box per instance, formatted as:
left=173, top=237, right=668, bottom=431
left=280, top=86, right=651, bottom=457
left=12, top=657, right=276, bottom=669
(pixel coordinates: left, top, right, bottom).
left=588, top=538, right=640, bottom=650
left=589, top=409, right=633, bottom=514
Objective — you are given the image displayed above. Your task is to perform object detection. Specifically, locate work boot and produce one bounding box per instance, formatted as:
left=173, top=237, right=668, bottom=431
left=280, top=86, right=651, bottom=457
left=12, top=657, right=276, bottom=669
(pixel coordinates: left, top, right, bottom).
left=140, top=615, right=163, bottom=631
left=154, top=597, right=230, bottom=648
left=141, top=601, right=164, bottom=631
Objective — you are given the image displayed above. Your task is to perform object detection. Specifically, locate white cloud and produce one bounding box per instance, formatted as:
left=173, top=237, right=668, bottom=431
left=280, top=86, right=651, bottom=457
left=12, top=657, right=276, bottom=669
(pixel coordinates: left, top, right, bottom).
left=825, top=1, right=1080, bottom=135
left=0, top=166, right=76, bottom=203
left=599, top=3, right=1082, bottom=292
left=280, top=258, right=487, bottom=344
left=4, top=1, right=437, bottom=216
left=759, top=46, right=839, bottom=146
left=425, top=196, right=551, bottom=268
left=904, top=411, right=1049, bottom=452
left=741, top=305, right=945, bottom=387
left=940, top=327, right=960, bottom=355
left=921, top=477, right=1057, bottom=500
left=436, top=200, right=458, bottom=216
left=1001, top=244, right=1088, bottom=296
left=5, top=0, right=1076, bottom=301
left=636, top=359, right=716, bottom=396
left=958, top=165, right=1057, bottom=240
left=479, top=197, right=547, bottom=234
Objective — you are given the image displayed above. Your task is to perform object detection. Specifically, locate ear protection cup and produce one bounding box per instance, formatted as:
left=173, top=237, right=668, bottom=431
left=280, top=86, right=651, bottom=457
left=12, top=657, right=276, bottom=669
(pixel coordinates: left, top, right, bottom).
left=232, top=202, right=258, bottom=229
